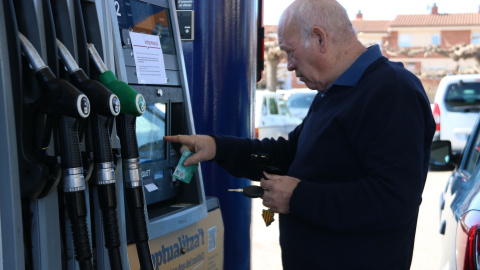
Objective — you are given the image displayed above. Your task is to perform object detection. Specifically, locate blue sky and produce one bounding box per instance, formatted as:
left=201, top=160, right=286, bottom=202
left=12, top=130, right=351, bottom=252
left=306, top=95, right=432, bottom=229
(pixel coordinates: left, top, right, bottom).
left=264, top=0, right=480, bottom=25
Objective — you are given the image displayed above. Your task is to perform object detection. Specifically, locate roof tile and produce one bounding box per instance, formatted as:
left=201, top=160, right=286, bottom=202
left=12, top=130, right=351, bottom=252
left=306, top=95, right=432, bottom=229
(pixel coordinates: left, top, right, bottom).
left=391, top=13, right=480, bottom=27
left=352, top=20, right=391, bottom=33
left=265, top=12, right=480, bottom=35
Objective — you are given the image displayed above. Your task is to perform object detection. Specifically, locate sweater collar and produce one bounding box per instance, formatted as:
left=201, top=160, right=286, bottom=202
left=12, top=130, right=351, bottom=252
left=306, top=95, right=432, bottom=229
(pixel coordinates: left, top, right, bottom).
left=331, top=44, right=382, bottom=87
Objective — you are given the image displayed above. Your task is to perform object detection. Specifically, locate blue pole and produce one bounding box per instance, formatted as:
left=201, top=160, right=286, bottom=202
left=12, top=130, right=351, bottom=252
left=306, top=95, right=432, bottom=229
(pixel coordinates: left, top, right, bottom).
left=181, top=1, right=257, bottom=269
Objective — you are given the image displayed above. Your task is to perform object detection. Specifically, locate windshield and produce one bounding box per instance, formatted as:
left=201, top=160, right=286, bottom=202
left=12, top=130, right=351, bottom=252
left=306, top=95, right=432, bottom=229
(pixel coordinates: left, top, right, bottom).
left=287, top=94, right=316, bottom=108
left=445, top=81, right=480, bottom=112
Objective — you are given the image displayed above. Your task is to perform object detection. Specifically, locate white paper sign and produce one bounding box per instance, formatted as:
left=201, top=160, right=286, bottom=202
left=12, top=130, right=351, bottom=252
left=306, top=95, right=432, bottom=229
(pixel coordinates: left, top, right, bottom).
left=144, top=183, right=159, bottom=192
left=129, top=32, right=167, bottom=84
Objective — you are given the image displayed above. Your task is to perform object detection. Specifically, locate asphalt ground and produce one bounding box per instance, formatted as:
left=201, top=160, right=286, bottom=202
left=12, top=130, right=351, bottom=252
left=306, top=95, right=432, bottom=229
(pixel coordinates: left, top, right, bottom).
left=251, top=170, right=452, bottom=270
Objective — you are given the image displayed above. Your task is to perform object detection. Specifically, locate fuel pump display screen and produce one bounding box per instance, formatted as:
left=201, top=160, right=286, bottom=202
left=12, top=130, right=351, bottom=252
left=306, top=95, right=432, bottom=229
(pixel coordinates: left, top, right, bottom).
left=136, top=102, right=166, bottom=162
left=116, top=0, right=176, bottom=55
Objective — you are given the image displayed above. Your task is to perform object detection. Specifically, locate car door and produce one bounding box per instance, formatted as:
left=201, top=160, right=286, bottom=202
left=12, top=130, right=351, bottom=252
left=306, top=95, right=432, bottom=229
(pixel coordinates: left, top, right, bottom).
left=260, top=95, right=297, bottom=138
left=439, top=116, right=480, bottom=269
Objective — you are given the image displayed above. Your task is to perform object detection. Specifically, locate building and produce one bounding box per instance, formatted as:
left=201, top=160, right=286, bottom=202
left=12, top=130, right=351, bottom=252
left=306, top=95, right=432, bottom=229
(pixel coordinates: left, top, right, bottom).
left=353, top=3, right=480, bottom=76
left=263, top=4, right=480, bottom=100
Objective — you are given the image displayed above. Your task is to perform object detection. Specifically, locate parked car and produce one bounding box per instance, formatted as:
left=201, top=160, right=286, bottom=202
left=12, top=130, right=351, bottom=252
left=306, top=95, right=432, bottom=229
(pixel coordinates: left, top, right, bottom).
left=430, top=113, right=480, bottom=270
left=255, top=90, right=302, bottom=139
left=432, top=74, right=480, bottom=154
left=284, top=90, right=317, bottom=120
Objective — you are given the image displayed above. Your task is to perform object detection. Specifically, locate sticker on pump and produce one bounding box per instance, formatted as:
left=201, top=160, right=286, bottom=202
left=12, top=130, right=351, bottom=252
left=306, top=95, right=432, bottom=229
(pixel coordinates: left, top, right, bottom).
left=129, top=31, right=168, bottom=85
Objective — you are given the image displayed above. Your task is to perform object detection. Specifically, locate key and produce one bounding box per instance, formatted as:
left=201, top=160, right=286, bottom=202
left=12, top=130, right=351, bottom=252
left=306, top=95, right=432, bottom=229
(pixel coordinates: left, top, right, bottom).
left=228, top=185, right=275, bottom=226
left=228, top=185, right=265, bottom=198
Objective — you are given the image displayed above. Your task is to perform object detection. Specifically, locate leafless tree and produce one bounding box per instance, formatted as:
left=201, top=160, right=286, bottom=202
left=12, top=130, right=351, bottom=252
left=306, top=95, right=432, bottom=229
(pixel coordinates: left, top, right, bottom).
left=262, top=40, right=480, bottom=92
left=383, top=42, right=480, bottom=77
left=264, top=40, right=286, bottom=92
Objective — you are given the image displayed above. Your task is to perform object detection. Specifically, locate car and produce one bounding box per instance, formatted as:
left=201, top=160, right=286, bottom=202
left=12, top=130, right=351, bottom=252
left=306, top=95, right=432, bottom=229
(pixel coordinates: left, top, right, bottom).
left=430, top=113, right=480, bottom=270
left=284, top=90, right=317, bottom=120
left=255, top=90, right=302, bottom=139
left=432, top=74, right=480, bottom=154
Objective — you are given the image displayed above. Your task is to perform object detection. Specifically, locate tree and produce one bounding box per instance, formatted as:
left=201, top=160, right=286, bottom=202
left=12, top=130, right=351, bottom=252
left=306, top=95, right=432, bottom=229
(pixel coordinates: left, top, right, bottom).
left=264, top=40, right=286, bottom=92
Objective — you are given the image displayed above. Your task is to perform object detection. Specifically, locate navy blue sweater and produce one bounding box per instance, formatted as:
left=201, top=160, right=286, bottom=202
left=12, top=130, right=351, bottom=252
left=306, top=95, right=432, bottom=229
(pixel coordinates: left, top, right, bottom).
left=214, top=56, right=435, bottom=269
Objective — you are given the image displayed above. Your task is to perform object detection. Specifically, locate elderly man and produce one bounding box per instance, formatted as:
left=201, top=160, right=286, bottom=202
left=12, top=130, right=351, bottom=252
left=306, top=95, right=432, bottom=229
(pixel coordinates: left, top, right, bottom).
left=165, top=0, right=435, bottom=269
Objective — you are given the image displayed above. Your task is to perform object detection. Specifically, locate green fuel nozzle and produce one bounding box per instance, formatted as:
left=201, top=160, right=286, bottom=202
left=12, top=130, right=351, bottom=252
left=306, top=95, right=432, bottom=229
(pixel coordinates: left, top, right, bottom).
left=98, top=71, right=145, bottom=116
left=88, top=44, right=146, bottom=117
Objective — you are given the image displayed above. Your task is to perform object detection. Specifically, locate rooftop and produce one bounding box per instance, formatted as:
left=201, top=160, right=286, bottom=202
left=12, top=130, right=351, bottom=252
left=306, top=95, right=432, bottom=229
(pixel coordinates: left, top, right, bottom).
left=265, top=5, right=480, bottom=36
left=352, top=20, right=391, bottom=33
left=391, top=13, right=480, bottom=27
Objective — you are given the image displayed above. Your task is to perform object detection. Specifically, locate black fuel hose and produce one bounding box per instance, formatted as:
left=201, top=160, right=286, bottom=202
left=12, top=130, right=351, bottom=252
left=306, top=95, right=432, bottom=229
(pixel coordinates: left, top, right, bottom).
left=117, top=113, right=154, bottom=270
left=47, top=78, right=93, bottom=270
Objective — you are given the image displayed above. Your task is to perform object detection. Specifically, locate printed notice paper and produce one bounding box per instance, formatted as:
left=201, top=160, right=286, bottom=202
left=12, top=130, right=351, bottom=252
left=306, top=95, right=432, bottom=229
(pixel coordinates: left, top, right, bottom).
left=129, top=32, right=167, bottom=84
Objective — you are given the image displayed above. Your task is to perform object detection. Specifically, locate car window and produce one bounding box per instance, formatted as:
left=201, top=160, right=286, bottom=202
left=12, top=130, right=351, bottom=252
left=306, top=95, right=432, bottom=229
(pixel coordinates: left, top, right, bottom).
left=464, top=126, right=480, bottom=176
left=445, top=82, right=480, bottom=112
left=268, top=97, right=279, bottom=115
left=262, top=97, right=267, bottom=115
left=278, top=100, right=290, bottom=116
left=288, top=94, right=315, bottom=108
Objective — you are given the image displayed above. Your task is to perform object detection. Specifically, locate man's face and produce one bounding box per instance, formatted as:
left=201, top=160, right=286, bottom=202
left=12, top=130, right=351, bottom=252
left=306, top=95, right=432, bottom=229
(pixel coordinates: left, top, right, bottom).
left=278, top=26, right=328, bottom=91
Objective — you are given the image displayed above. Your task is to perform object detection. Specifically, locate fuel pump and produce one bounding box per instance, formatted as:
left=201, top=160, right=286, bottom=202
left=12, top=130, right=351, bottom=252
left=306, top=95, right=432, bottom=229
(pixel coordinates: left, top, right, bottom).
left=86, top=1, right=224, bottom=269
left=2, top=0, right=226, bottom=269
left=18, top=32, right=94, bottom=269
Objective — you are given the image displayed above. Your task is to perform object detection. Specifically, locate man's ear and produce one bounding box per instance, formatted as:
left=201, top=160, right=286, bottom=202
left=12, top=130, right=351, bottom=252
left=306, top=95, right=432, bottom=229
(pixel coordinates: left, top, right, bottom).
left=311, top=26, right=327, bottom=52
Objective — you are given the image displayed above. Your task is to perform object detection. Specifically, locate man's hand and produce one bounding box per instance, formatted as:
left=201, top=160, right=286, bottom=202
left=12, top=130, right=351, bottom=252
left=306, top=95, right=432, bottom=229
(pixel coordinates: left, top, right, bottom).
left=260, top=172, right=300, bottom=214
left=163, top=135, right=216, bottom=166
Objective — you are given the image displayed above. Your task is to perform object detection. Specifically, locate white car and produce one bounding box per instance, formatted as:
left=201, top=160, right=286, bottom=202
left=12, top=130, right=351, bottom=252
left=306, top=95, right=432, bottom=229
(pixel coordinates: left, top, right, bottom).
left=432, top=74, right=480, bottom=153
left=285, top=91, right=317, bottom=119
left=254, top=90, right=302, bottom=139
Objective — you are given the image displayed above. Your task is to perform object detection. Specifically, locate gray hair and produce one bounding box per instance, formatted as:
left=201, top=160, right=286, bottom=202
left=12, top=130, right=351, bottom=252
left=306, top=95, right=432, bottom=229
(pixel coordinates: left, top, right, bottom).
left=289, top=0, right=356, bottom=48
